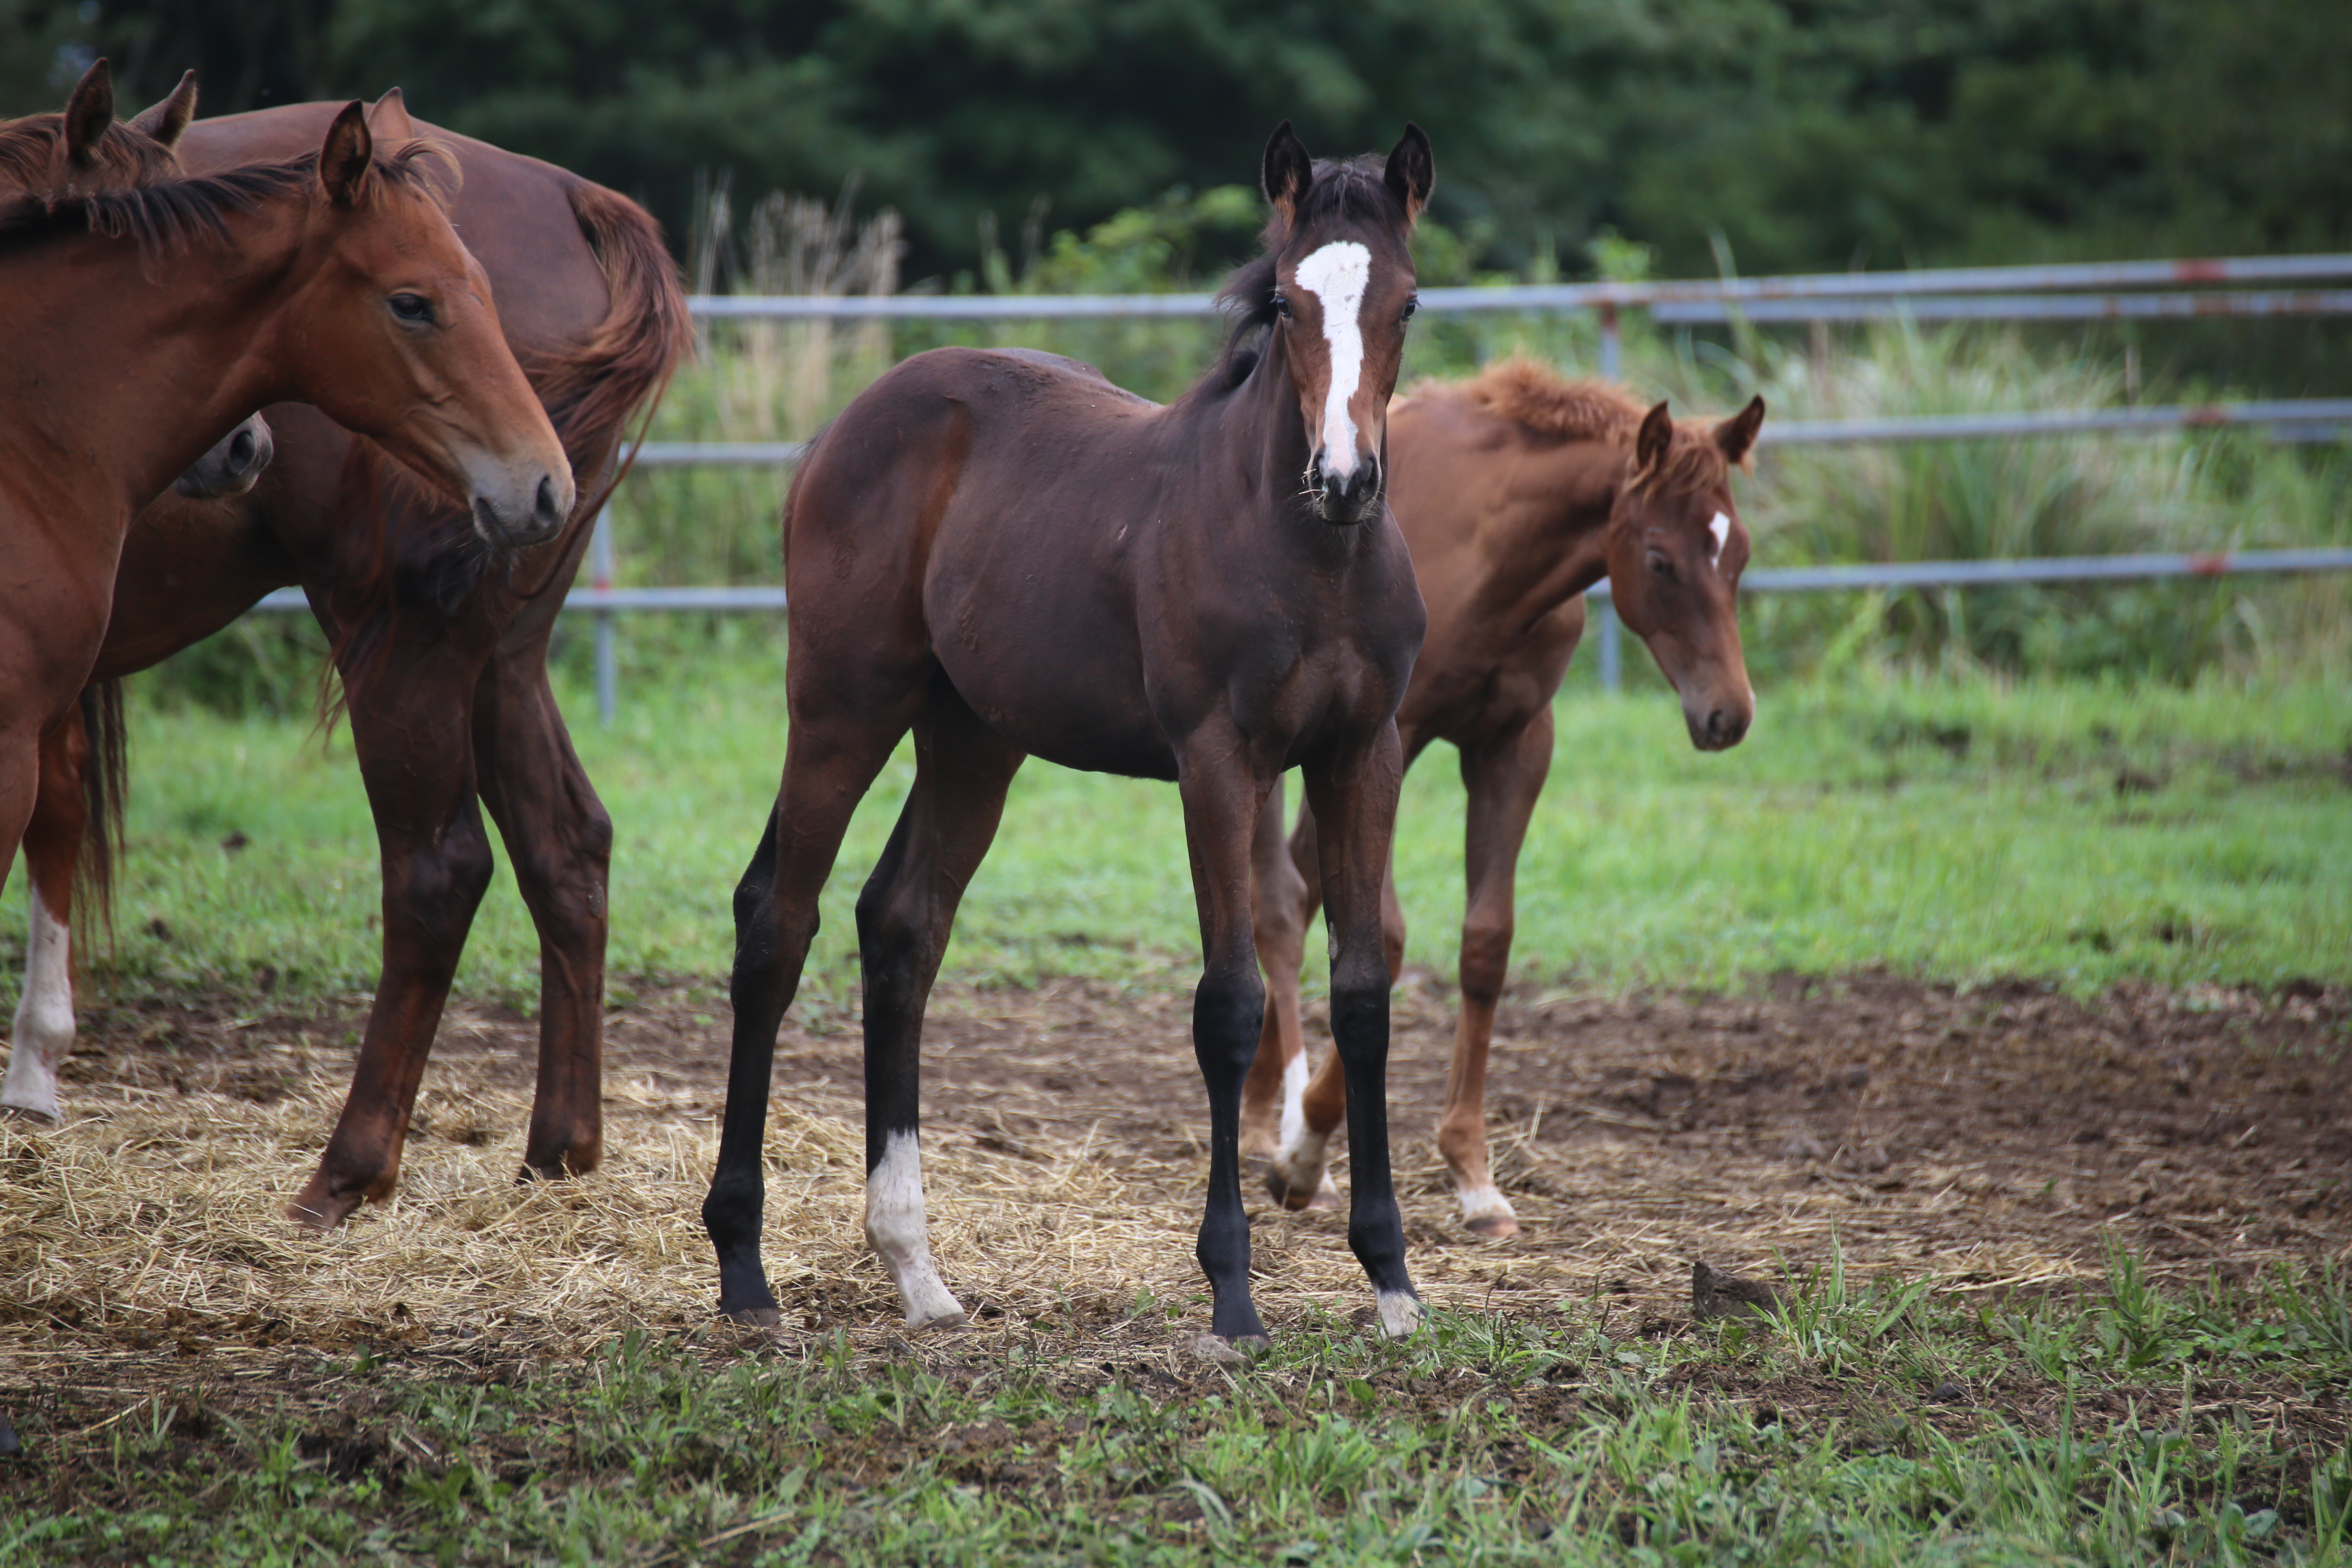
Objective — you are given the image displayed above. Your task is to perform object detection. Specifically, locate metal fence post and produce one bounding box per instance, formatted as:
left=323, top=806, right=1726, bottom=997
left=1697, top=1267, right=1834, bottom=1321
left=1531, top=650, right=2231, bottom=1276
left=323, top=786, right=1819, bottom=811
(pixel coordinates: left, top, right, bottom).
left=591, top=505, right=617, bottom=727
left=1591, top=591, right=1622, bottom=693
left=1597, top=301, right=1622, bottom=381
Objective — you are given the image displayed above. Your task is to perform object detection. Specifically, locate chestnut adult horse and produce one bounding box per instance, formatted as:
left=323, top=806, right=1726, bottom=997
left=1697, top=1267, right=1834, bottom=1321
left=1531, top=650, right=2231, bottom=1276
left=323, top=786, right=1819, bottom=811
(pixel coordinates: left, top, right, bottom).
left=0, top=85, right=572, bottom=1050
left=703, top=124, right=1434, bottom=1345
left=0, top=73, right=686, bottom=1234
left=1243, top=356, right=1764, bottom=1236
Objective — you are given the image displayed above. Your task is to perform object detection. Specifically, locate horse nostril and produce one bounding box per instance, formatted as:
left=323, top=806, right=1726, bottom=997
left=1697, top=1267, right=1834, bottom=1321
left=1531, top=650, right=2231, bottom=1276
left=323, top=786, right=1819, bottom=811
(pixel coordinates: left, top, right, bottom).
left=535, top=474, right=561, bottom=528
left=229, top=430, right=256, bottom=470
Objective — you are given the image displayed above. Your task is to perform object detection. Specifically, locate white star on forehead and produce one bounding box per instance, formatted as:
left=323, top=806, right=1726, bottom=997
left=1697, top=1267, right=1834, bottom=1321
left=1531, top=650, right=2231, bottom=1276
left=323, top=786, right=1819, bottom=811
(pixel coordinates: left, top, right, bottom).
left=1290, top=240, right=1371, bottom=479
left=1708, top=511, right=1731, bottom=561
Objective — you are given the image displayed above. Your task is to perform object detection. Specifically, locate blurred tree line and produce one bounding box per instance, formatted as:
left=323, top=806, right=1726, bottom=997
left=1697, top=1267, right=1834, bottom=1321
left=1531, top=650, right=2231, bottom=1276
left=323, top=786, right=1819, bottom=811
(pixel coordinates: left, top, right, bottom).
left=6, top=0, right=2346, bottom=285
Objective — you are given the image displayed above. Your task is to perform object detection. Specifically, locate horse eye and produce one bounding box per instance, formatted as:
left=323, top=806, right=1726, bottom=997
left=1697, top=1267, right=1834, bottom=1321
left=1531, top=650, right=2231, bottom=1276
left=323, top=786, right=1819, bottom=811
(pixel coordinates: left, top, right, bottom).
left=1646, top=548, right=1676, bottom=581
left=1272, top=291, right=1292, bottom=320
left=389, top=293, right=434, bottom=325
left=1401, top=296, right=1419, bottom=323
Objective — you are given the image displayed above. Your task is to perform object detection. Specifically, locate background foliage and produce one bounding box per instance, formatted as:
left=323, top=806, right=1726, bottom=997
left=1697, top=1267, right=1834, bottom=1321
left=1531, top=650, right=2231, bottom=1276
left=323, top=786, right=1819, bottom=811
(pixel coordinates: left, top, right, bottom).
left=7, top=0, right=2348, bottom=287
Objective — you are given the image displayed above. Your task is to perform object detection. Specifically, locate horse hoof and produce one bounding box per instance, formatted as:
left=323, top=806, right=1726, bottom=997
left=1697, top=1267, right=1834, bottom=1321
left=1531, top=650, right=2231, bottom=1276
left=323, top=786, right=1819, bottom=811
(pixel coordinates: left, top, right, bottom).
left=1264, top=1167, right=1333, bottom=1212
left=724, top=1305, right=784, bottom=1330
left=0, top=1102, right=61, bottom=1125
left=1464, top=1213, right=1520, bottom=1240
left=283, top=1184, right=361, bottom=1230
left=909, top=1309, right=969, bottom=1332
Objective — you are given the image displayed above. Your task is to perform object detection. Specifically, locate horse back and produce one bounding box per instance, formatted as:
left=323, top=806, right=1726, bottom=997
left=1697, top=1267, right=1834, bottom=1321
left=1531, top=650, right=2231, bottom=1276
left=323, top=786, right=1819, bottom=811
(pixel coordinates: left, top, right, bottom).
left=175, top=106, right=608, bottom=354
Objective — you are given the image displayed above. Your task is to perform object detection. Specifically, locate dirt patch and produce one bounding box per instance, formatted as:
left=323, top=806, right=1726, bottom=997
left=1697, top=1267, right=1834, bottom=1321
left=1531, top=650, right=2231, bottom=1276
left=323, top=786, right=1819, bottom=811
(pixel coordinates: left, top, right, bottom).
left=2, top=972, right=2346, bottom=1371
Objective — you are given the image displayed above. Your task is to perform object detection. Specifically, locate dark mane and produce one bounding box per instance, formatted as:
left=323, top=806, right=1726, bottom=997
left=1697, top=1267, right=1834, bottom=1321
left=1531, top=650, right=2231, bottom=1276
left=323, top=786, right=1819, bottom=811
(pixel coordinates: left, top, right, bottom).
left=0, top=111, right=177, bottom=194
left=1201, top=154, right=1412, bottom=398
left=0, top=139, right=458, bottom=262
left=1434, top=354, right=1740, bottom=498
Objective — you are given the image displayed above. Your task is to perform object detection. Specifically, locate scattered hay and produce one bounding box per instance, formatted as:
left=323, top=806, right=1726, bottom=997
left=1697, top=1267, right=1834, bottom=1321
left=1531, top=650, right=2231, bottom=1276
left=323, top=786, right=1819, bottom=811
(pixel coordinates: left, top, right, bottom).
left=2, top=974, right=2344, bottom=1376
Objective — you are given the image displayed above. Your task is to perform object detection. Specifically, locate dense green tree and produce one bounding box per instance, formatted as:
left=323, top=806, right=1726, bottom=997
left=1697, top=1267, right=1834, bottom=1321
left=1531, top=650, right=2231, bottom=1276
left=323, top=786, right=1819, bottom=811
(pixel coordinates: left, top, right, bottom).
left=5, top=0, right=2345, bottom=280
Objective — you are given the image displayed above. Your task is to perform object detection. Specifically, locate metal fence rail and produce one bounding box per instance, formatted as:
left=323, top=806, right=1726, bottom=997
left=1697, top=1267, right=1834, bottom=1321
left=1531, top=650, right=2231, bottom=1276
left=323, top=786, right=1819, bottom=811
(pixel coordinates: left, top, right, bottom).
left=686, top=252, right=2352, bottom=320
left=244, top=546, right=2352, bottom=724
left=626, top=399, right=2352, bottom=470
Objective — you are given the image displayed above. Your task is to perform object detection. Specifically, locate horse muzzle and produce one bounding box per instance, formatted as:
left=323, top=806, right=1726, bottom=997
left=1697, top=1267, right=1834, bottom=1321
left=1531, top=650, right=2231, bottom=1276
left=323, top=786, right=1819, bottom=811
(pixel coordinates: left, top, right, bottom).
left=1682, top=691, right=1753, bottom=753
left=468, top=463, right=577, bottom=551
left=172, top=414, right=276, bottom=501
left=1310, top=448, right=1383, bottom=526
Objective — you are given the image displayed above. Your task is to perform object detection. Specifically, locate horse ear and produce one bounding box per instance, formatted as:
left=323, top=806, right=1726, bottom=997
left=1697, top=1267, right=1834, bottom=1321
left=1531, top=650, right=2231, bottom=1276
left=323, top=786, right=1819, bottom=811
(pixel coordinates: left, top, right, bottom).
left=1715, top=394, right=1766, bottom=469
left=63, top=57, right=114, bottom=168
left=1261, top=120, right=1312, bottom=224
left=127, top=70, right=198, bottom=149
left=368, top=87, right=416, bottom=141
left=1636, top=400, right=1674, bottom=476
left=319, top=100, right=374, bottom=208
left=1384, top=122, right=1434, bottom=225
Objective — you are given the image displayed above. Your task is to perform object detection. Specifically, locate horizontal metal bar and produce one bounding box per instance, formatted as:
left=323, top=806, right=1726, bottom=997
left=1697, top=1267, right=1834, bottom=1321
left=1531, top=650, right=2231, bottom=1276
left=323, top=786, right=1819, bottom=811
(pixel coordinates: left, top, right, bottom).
left=633, top=441, right=809, bottom=467
left=691, top=292, right=1220, bottom=320
left=1760, top=400, right=2352, bottom=446
left=1657, top=291, right=2352, bottom=324
left=685, top=253, right=2352, bottom=321
left=608, top=401, right=2352, bottom=477
left=245, top=548, right=2352, bottom=621
left=1739, top=548, right=2352, bottom=592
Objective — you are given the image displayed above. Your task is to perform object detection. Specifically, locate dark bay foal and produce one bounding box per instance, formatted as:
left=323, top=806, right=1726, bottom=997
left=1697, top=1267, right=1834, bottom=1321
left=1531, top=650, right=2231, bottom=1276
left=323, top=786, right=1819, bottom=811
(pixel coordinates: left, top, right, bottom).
left=703, top=123, right=1437, bottom=1343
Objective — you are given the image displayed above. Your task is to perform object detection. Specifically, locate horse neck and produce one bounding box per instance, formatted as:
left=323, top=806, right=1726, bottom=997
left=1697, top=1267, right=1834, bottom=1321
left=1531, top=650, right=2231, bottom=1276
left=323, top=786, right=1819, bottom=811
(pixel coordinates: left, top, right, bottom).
left=1180, top=328, right=1321, bottom=537
left=0, top=205, right=315, bottom=526
left=1449, top=421, right=1625, bottom=626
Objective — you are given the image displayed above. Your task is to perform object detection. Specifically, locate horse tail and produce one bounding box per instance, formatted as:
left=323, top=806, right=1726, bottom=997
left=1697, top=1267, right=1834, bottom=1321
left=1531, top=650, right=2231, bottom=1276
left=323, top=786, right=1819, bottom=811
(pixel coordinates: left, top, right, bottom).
left=74, top=679, right=129, bottom=943
left=538, top=178, right=693, bottom=513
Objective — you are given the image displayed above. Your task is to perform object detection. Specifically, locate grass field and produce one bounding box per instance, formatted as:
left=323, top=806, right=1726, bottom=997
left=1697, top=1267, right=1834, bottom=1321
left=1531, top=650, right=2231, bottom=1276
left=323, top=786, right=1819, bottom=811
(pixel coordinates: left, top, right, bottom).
left=53, top=663, right=2352, bottom=1015
left=5, top=669, right=2350, bottom=1564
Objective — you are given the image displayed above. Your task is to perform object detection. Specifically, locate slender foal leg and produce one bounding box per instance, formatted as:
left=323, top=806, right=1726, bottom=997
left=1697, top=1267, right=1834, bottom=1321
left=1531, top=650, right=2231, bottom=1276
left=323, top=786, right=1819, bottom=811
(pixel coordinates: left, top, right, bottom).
left=853, top=692, right=1025, bottom=1327
left=1177, top=744, right=1278, bottom=1343
left=704, top=711, right=910, bottom=1324
left=2, top=716, right=85, bottom=1120
left=1440, top=708, right=1553, bottom=1237
left=1303, top=725, right=1421, bottom=1337
left=473, top=639, right=612, bottom=1183
left=1242, top=779, right=1313, bottom=1159
left=286, top=647, right=497, bottom=1227
left=1261, top=805, right=1352, bottom=1209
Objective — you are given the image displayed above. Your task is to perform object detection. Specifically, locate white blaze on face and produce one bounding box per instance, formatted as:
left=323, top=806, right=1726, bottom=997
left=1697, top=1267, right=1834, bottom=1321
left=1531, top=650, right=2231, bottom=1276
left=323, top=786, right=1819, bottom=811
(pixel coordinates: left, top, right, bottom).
left=1, top=896, right=74, bottom=1120
left=1290, top=240, right=1373, bottom=480
left=864, top=1130, right=967, bottom=1328
left=1708, top=510, right=1732, bottom=564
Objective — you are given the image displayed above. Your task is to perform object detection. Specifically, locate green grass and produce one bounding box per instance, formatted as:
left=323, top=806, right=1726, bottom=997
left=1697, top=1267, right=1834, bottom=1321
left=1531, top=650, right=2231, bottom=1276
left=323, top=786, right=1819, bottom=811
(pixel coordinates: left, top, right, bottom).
left=11, top=1248, right=2352, bottom=1564
left=18, top=664, right=2348, bottom=1014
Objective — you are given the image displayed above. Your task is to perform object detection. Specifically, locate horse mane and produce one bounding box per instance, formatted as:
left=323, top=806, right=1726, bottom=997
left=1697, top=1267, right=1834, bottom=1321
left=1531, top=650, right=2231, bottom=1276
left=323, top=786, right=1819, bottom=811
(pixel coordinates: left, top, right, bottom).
left=1433, top=354, right=1742, bottom=497
left=0, top=110, right=178, bottom=192
left=1202, top=154, right=1412, bottom=398
left=0, top=139, right=458, bottom=262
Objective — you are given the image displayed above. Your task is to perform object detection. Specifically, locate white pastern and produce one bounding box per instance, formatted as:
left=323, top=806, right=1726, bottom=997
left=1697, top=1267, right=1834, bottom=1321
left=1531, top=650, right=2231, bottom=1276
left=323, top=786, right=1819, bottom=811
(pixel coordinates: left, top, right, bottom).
left=1276, top=1049, right=1310, bottom=1153
left=864, top=1130, right=967, bottom=1327
left=1272, top=1120, right=1334, bottom=1206
left=1456, top=1184, right=1519, bottom=1227
left=1291, top=240, right=1372, bottom=479
left=1375, top=1290, right=1424, bottom=1339
left=1708, top=510, right=1732, bottom=563
left=2, top=897, right=73, bottom=1120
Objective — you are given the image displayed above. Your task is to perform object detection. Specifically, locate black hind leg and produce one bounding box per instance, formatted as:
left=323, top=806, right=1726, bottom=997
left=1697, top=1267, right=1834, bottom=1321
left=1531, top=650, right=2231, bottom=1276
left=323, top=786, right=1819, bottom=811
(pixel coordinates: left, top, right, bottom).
left=854, top=687, right=1026, bottom=1327
left=704, top=713, right=908, bottom=1324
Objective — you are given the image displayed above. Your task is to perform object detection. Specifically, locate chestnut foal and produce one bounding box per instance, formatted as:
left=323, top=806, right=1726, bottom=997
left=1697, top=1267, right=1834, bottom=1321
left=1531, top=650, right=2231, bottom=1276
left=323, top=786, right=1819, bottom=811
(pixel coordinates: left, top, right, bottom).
left=1244, top=356, right=1765, bottom=1236
left=0, top=85, right=571, bottom=1080
left=703, top=124, right=1435, bottom=1344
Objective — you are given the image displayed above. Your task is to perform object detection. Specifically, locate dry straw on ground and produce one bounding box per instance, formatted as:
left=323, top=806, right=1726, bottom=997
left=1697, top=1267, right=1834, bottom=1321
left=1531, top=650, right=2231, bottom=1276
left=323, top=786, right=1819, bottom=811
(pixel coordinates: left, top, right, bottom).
left=2, top=976, right=2345, bottom=1370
